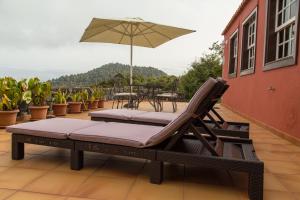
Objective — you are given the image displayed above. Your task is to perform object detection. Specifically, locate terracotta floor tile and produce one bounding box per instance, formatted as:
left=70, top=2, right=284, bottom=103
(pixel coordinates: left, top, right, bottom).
left=127, top=176, right=183, bottom=200
left=0, top=189, right=16, bottom=200
left=0, top=153, right=19, bottom=167
left=6, top=191, right=66, bottom=200
left=264, top=173, right=288, bottom=192
left=73, top=176, right=134, bottom=200
left=185, top=166, right=232, bottom=186
left=15, top=155, right=67, bottom=170
left=276, top=174, right=300, bottom=192
left=93, top=157, right=145, bottom=179
left=23, top=171, right=88, bottom=196
left=0, top=153, right=33, bottom=167
left=256, top=151, right=294, bottom=161
left=184, top=183, right=242, bottom=200
left=41, top=148, right=70, bottom=158
left=141, top=162, right=184, bottom=182
left=0, top=134, right=10, bottom=142
left=0, top=142, right=11, bottom=153
left=54, top=158, right=106, bottom=176
left=293, top=193, right=300, bottom=200
left=0, top=167, right=8, bottom=173
left=25, top=144, right=52, bottom=155
left=263, top=190, right=296, bottom=200
left=284, top=145, right=300, bottom=153
left=0, top=167, right=46, bottom=189
left=264, top=160, right=300, bottom=175
left=254, top=144, right=291, bottom=152
left=254, top=138, right=291, bottom=145
left=67, top=197, right=96, bottom=200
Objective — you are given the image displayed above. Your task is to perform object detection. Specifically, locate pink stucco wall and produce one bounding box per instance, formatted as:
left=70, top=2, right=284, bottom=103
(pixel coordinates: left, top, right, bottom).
left=222, top=0, right=300, bottom=139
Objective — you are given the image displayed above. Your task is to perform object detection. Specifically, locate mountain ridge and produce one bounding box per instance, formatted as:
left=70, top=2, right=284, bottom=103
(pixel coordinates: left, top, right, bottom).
left=50, top=62, right=167, bottom=87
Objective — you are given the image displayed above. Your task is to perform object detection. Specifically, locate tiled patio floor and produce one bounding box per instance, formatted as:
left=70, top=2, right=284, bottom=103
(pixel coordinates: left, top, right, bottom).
left=0, top=101, right=300, bottom=200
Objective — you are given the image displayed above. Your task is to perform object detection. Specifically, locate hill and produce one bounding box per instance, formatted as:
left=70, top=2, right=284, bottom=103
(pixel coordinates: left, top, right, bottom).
left=50, top=63, right=167, bottom=88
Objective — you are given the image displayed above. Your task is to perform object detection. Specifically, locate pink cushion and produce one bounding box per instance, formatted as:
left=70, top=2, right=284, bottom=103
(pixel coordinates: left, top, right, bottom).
left=6, top=118, right=99, bottom=139
left=132, top=112, right=177, bottom=124
left=69, top=122, right=164, bottom=148
left=89, top=109, right=147, bottom=120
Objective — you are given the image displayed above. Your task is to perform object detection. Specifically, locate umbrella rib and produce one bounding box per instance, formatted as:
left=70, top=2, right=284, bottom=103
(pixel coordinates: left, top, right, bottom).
left=121, top=22, right=131, bottom=35
left=81, top=23, right=124, bottom=41
left=132, top=23, right=140, bottom=35
left=118, top=23, right=130, bottom=43
left=136, top=26, right=154, bottom=48
left=142, top=24, right=172, bottom=40
left=133, top=24, right=156, bottom=36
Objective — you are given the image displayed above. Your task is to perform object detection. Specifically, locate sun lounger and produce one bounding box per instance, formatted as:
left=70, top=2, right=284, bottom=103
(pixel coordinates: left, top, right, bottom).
left=6, top=78, right=263, bottom=200
left=89, top=78, right=249, bottom=138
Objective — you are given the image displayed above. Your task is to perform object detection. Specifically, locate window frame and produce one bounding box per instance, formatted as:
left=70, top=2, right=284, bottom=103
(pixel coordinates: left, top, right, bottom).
left=240, top=7, right=258, bottom=76
left=228, top=29, right=239, bottom=78
left=263, top=0, right=299, bottom=71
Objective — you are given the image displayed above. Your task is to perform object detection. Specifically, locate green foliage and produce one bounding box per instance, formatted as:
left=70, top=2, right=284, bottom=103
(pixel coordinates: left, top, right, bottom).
left=69, top=92, right=81, bottom=102
left=51, top=63, right=167, bottom=88
left=92, top=87, right=105, bottom=100
left=0, top=77, right=28, bottom=111
left=80, top=90, right=89, bottom=110
left=53, top=90, right=66, bottom=104
left=27, top=77, right=51, bottom=106
left=179, top=42, right=223, bottom=99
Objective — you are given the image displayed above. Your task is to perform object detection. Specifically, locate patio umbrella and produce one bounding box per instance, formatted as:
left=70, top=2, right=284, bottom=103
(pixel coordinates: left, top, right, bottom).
left=80, top=17, right=195, bottom=86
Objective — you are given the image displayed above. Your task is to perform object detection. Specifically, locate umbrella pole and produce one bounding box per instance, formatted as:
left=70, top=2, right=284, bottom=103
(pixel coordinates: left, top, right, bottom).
left=129, top=35, right=133, bottom=108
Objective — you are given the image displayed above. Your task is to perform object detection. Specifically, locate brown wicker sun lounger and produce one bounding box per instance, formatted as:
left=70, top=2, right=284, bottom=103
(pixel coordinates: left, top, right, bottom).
left=6, top=118, right=100, bottom=169
left=69, top=77, right=263, bottom=200
left=89, top=78, right=249, bottom=138
left=6, top=78, right=263, bottom=200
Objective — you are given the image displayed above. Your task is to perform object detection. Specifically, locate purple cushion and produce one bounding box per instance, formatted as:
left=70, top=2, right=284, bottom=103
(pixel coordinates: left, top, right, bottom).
left=6, top=118, right=99, bottom=139
left=69, top=122, right=164, bottom=148
left=89, top=109, right=147, bottom=120
left=132, top=112, right=177, bottom=125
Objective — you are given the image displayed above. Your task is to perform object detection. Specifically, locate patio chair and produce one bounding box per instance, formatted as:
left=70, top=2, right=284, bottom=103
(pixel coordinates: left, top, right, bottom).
left=155, top=79, right=179, bottom=112
left=89, top=78, right=249, bottom=138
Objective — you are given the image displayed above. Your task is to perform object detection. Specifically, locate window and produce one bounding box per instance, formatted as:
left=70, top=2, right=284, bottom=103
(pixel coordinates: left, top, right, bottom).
left=241, top=9, right=257, bottom=75
left=229, top=30, right=238, bottom=77
left=264, top=0, right=299, bottom=70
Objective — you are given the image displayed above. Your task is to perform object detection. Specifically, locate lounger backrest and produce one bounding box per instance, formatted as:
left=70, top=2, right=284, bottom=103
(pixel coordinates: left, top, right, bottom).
left=185, top=78, right=218, bottom=113
left=145, top=78, right=218, bottom=147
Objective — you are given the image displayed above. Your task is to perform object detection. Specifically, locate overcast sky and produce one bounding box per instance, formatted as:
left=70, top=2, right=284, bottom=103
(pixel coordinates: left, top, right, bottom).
left=0, top=0, right=241, bottom=80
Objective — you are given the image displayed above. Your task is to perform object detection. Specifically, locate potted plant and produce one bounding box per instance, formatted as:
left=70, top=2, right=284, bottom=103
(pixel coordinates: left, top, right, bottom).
left=0, top=77, right=28, bottom=127
left=67, top=92, right=82, bottom=114
left=87, top=92, right=99, bottom=110
left=52, top=89, right=67, bottom=116
left=80, top=90, right=89, bottom=111
left=94, top=87, right=105, bottom=108
left=26, top=77, right=51, bottom=120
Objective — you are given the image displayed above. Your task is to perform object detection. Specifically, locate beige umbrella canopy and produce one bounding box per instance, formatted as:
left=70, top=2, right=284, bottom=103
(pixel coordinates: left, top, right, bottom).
left=80, top=17, right=195, bottom=85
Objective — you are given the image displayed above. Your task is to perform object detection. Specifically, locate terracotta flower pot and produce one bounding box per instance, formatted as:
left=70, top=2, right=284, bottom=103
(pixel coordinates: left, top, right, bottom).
left=88, top=100, right=99, bottom=109
left=52, top=104, right=68, bottom=116
left=68, top=102, right=82, bottom=114
left=98, top=100, right=105, bottom=108
left=81, top=102, right=89, bottom=111
left=29, top=106, right=49, bottom=121
left=0, top=110, right=19, bottom=128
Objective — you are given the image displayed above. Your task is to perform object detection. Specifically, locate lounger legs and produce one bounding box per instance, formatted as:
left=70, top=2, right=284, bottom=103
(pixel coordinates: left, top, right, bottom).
left=150, top=161, right=163, bottom=184
left=71, top=149, right=83, bottom=170
left=12, top=135, right=24, bottom=160
left=248, top=169, right=264, bottom=200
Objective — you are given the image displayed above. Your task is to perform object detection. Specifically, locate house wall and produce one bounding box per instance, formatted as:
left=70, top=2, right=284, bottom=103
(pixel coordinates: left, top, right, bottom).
left=222, top=0, right=300, bottom=139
